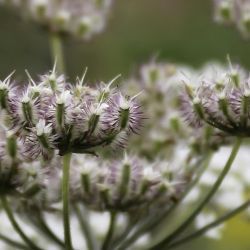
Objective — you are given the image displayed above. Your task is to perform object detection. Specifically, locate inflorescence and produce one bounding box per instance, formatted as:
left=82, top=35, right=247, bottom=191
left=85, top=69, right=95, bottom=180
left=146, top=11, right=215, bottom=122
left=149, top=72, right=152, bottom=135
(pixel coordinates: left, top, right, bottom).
left=70, top=153, right=188, bottom=211
left=180, top=60, right=250, bottom=137
left=0, top=0, right=114, bottom=39
left=0, top=66, right=142, bottom=162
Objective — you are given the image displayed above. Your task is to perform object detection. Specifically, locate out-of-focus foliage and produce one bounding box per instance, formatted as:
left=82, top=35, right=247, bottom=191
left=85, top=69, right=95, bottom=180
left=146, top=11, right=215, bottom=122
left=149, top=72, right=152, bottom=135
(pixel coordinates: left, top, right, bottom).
left=1, top=0, right=250, bottom=81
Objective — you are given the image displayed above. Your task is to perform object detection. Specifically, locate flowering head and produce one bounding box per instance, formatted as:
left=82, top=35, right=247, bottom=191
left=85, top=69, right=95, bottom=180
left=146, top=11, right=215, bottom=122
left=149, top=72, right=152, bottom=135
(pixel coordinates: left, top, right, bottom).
left=0, top=69, right=142, bottom=159
left=102, top=92, right=143, bottom=135
left=179, top=60, right=250, bottom=137
left=69, top=154, right=175, bottom=211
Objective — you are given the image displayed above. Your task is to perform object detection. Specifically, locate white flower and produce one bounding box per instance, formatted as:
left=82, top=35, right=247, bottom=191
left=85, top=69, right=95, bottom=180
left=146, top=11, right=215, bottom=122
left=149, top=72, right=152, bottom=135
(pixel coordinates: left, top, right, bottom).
left=36, top=119, right=52, bottom=136
left=56, top=90, right=71, bottom=105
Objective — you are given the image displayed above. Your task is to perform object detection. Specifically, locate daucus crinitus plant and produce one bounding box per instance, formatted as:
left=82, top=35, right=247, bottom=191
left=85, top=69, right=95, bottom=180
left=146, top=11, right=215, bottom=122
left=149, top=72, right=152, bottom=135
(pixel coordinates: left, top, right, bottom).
left=0, top=1, right=249, bottom=250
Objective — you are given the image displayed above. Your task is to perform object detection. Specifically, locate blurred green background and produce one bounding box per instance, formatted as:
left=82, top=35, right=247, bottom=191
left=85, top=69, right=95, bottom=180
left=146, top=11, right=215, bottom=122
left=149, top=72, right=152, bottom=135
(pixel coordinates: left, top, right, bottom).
left=0, top=0, right=249, bottom=249
left=1, top=0, right=250, bottom=81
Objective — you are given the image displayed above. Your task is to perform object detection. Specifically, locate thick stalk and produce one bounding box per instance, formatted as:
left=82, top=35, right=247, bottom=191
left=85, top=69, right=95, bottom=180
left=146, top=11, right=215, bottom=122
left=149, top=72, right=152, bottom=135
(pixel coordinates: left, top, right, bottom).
left=101, top=212, right=117, bottom=250
left=1, top=196, right=42, bottom=250
left=49, top=32, right=65, bottom=74
left=62, top=153, right=73, bottom=250
left=168, top=200, right=250, bottom=249
left=149, top=137, right=242, bottom=250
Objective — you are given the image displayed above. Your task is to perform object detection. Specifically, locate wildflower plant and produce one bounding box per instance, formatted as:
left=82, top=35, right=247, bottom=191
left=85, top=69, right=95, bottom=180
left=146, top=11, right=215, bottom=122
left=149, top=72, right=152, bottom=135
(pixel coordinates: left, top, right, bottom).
left=0, top=1, right=249, bottom=250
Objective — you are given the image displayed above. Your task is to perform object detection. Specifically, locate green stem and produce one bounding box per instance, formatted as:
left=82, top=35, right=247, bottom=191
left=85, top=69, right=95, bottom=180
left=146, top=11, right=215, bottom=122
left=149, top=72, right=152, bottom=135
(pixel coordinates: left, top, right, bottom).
left=168, top=200, right=250, bottom=249
left=111, top=214, right=141, bottom=249
left=0, top=232, right=29, bottom=250
left=1, top=196, right=42, bottom=250
left=149, top=137, right=242, bottom=250
left=35, top=213, right=64, bottom=248
left=62, top=153, right=73, bottom=250
left=101, top=212, right=117, bottom=250
left=49, top=32, right=65, bottom=74
left=73, top=204, right=96, bottom=250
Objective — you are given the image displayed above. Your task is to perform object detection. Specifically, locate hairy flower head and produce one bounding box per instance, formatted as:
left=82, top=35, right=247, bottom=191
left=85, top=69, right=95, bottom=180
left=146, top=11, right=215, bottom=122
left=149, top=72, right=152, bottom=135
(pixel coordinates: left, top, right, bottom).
left=0, top=69, right=143, bottom=159
left=179, top=60, right=250, bottom=137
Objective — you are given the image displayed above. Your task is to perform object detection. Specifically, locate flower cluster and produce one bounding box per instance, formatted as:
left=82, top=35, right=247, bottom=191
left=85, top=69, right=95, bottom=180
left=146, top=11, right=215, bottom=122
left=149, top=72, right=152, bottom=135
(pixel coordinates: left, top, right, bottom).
left=0, top=0, right=114, bottom=40
left=0, top=67, right=142, bottom=161
left=123, top=61, right=229, bottom=160
left=0, top=61, right=248, bottom=249
left=214, top=0, right=250, bottom=38
left=4, top=151, right=194, bottom=214
left=69, top=153, right=189, bottom=212
left=180, top=60, right=250, bottom=136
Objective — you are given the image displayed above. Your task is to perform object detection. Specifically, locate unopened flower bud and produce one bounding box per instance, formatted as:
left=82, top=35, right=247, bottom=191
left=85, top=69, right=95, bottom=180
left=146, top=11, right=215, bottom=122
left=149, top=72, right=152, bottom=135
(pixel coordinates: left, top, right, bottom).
left=6, top=131, right=17, bottom=159
left=192, top=97, right=205, bottom=120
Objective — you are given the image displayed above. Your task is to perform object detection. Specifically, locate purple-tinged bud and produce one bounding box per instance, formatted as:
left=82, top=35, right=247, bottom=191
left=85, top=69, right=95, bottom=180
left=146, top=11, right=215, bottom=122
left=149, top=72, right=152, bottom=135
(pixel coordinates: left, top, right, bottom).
left=39, top=64, right=66, bottom=92
left=103, top=92, right=143, bottom=135
left=0, top=82, right=9, bottom=110
left=0, top=71, right=15, bottom=111
left=192, top=97, right=205, bottom=120
left=21, top=94, right=35, bottom=125
left=56, top=93, right=66, bottom=129
left=6, top=131, right=17, bottom=159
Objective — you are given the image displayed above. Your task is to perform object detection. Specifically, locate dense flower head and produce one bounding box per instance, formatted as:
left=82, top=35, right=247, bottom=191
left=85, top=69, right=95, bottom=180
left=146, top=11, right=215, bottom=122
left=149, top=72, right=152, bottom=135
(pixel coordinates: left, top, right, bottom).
left=69, top=153, right=187, bottom=211
left=0, top=67, right=143, bottom=160
left=214, top=0, right=250, bottom=38
left=122, top=61, right=229, bottom=160
left=0, top=0, right=114, bottom=40
left=179, top=60, right=250, bottom=136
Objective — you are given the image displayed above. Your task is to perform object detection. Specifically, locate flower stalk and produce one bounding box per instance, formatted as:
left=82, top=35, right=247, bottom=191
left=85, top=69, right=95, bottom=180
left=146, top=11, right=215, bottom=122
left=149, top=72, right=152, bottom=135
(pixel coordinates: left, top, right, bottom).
left=73, top=204, right=96, bottom=250
left=116, top=153, right=213, bottom=250
left=149, top=137, right=242, bottom=249
left=50, top=32, right=65, bottom=74
left=1, top=196, right=42, bottom=250
left=62, top=153, right=73, bottom=250
left=168, top=200, right=250, bottom=249
left=102, top=212, right=117, bottom=250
